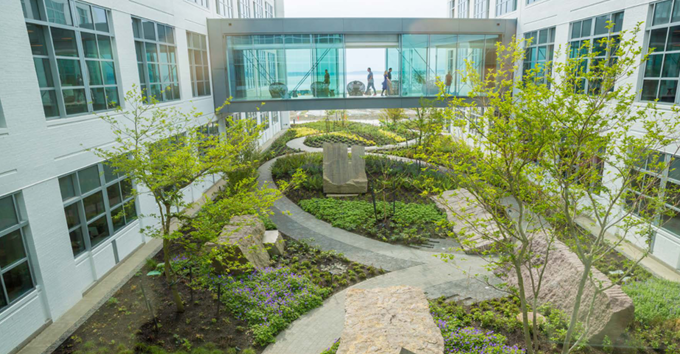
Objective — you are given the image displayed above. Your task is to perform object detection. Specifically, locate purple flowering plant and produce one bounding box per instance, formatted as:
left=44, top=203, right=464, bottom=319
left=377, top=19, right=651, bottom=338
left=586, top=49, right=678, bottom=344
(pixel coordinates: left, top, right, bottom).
left=211, top=266, right=331, bottom=345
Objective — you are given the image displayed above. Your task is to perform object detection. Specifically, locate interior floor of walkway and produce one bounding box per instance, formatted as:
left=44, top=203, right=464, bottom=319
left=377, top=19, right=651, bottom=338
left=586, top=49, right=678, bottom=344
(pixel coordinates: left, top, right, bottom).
left=257, top=157, right=502, bottom=354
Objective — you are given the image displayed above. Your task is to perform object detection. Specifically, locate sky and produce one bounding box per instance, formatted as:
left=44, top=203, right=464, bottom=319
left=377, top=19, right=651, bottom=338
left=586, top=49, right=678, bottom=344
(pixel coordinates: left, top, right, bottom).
left=283, top=0, right=447, bottom=19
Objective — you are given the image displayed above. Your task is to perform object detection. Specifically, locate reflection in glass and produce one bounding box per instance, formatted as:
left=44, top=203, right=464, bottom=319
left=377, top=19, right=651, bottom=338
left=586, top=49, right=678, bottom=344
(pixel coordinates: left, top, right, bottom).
left=88, top=216, right=110, bottom=247
left=4, top=261, right=34, bottom=302
left=0, top=230, right=26, bottom=268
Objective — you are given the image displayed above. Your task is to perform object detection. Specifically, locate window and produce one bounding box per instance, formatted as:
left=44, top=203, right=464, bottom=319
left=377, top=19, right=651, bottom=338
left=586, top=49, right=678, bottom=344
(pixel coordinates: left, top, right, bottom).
left=260, top=112, right=270, bottom=129
left=473, top=0, right=488, bottom=18
left=627, top=152, right=680, bottom=239
left=527, top=0, right=543, bottom=4
left=569, top=11, right=624, bottom=94
left=252, top=0, right=263, bottom=18
left=59, top=163, right=137, bottom=258
left=238, top=0, right=250, bottom=18
left=187, top=32, right=211, bottom=97
left=265, top=2, right=274, bottom=18
left=0, top=99, right=5, bottom=128
left=132, top=17, right=180, bottom=103
left=641, top=0, right=680, bottom=103
left=457, top=0, right=469, bottom=18
left=449, top=0, right=455, bottom=18
left=0, top=193, right=36, bottom=312
left=217, top=0, right=234, bottom=17
left=523, top=27, right=556, bottom=85
left=272, top=111, right=279, bottom=127
left=23, top=0, right=120, bottom=119
left=496, top=0, right=516, bottom=16
left=186, top=0, right=209, bottom=8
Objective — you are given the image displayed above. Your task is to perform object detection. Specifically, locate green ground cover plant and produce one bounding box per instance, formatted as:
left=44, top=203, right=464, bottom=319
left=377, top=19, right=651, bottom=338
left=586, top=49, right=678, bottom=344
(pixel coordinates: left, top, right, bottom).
left=298, top=198, right=446, bottom=244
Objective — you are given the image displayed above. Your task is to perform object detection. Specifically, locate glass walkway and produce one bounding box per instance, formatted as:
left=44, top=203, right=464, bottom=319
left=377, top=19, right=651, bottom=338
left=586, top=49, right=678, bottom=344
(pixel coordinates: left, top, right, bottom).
left=207, top=18, right=517, bottom=112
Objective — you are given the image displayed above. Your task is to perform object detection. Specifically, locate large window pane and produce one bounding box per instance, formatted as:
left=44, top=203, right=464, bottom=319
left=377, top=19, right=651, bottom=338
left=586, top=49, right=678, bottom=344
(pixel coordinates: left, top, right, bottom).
left=81, top=33, right=98, bottom=58
left=57, top=59, right=83, bottom=87
left=143, top=20, right=156, bottom=40
left=659, top=80, right=678, bottom=103
left=69, top=228, right=85, bottom=256
left=145, top=43, right=158, bottom=62
left=86, top=61, right=102, bottom=85
left=111, top=206, right=125, bottom=231
left=107, top=184, right=122, bottom=207
left=83, top=192, right=105, bottom=220
left=88, top=216, right=110, bottom=246
left=78, top=166, right=100, bottom=193
left=662, top=53, right=680, bottom=77
left=63, top=203, right=80, bottom=229
left=27, top=24, right=47, bottom=56
left=92, top=7, right=109, bottom=32
left=641, top=80, right=660, bottom=101
left=0, top=230, right=26, bottom=269
left=62, top=89, right=87, bottom=114
left=41, top=91, right=59, bottom=118
left=91, top=87, right=106, bottom=111
left=594, top=15, right=609, bottom=35
left=51, top=28, right=78, bottom=57
left=34, top=58, right=54, bottom=88
left=4, top=262, right=33, bottom=302
left=654, top=0, right=673, bottom=26
left=650, top=28, right=668, bottom=53
left=75, top=3, right=93, bottom=30
left=105, top=87, right=119, bottom=108
left=45, top=0, right=72, bottom=25
left=59, top=175, right=77, bottom=201
left=661, top=209, right=680, bottom=237
left=97, top=36, right=113, bottom=60
left=21, top=0, right=42, bottom=20
left=102, top=62, right=116, bottom=85
left=645, top=54, right=664, bottom=78
left=0, top=196, right=18, bottom=232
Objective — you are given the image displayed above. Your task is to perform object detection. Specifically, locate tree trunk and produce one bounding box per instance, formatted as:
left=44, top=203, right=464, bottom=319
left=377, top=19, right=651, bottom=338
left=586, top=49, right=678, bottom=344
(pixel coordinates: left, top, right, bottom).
left=515, top=258, right=534, bottom=354
left=163, top=205, right=185, bottom=313
left=561, top=258, right=592, bottom=354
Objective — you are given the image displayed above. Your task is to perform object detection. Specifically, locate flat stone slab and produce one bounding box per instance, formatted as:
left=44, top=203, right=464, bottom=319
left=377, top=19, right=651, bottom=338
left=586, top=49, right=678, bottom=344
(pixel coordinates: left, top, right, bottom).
left=337, top=286, right=444, bottom=354
left=327, top=194, right=359, bottom=198
left=431, top=189, right=498, bottom=254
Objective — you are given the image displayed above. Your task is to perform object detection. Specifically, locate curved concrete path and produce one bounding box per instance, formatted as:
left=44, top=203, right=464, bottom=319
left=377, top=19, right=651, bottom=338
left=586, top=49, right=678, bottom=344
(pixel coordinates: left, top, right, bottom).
left=257, top=157, right=501, bottom=354
left=287, top=136, right=418, bottom=153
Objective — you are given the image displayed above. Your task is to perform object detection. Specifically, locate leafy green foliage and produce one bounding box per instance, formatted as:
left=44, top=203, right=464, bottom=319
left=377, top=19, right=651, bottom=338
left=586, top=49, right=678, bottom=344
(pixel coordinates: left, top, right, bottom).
left=213, top=267, right=331, bottom=345
left=319, top=339, right=340, bottom=354
left=298, top=198, right=446, bottom=244
left=623, top=277, right=680, bottom=325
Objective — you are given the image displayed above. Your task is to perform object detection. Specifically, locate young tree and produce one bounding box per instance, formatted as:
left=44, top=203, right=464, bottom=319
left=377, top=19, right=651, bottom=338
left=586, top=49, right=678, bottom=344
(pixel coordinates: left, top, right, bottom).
left=428, top=24, right=680, bottom=353
left=379, top=108, right=407, bottom=128
left=412, top=98, right=445, bottom=147
left=92, top=88, right=262, bottom=313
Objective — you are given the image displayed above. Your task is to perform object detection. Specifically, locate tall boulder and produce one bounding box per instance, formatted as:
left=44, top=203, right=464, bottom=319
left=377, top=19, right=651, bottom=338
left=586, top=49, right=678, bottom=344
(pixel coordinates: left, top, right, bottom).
left=203, top=215, right=271, bottom=273
left=504, top=231, right=634, bottom=342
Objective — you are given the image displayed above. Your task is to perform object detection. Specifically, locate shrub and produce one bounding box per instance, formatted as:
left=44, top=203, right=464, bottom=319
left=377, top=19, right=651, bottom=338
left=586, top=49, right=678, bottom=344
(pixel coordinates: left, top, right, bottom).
left=213, top=267, right=331, bottom=345
left=623, top=277, right=680, bottom=325
left=320, top=339, right=340, bottom=354
left=438, top=326, right=525, bottom=354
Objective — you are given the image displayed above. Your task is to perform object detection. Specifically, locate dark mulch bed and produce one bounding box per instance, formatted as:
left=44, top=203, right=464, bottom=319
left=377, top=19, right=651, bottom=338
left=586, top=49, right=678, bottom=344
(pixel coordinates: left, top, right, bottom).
left=54, top=236, right=383, bottom=354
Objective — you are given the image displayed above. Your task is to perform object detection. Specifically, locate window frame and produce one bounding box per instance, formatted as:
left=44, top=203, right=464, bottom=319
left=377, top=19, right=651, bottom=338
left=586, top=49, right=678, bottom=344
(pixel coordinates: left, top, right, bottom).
left=639, top=0, right=680, bottom=104
left=186, top=0, right=209, bottom=9
left=568, top=10, right=625, bottom=95
left=457, top=0, right=469, bottom=18
left=495, top=0, right=517, bottom=16
left=132, top=16, right=180, bottom=103
left=216, top=0, right=234, bottom=17
left=0, top=193, right=37, bottom=313
left=59, top=162, right=138, bottom=258
left=523, top=27, right=556, bottom=85
left=187, top=31, right=212, bottom=97
left=23, top=0, right=121, bottom=119
left=265, top=2, right=273, bottom=18
left=473, top=0, right=488, bottom=19
left=238, top=0, right=250, bottom=18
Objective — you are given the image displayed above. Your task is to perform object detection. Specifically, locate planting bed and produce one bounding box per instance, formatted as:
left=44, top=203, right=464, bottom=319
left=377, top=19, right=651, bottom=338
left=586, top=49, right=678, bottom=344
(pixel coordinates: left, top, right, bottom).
left=54, top=236, right=382, bottom=354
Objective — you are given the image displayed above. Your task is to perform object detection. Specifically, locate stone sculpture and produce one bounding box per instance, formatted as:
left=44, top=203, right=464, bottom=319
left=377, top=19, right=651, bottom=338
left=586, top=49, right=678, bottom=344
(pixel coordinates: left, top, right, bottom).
left=323, top=143, right=368, bottom=194
left=337, top=286, right=445, bottom=354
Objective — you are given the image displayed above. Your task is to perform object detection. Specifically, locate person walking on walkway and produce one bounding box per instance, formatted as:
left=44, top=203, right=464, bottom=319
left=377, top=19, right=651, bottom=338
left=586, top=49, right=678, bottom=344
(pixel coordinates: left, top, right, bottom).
left=323, top=69, right=330, bottom=85
left=381, top=70, right=390, bottom=96
left=366, top=67, right=376, bottom=96
left=387, top=68, right=394, bottom=94
left=445, top=71, right=453, bottom=94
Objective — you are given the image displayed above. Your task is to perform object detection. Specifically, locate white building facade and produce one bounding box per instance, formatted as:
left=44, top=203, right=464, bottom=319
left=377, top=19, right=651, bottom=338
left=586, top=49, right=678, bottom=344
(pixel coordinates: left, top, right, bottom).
left=0, top=1, right=288, bottom=353
left=448, top=0, right=680, bottom=271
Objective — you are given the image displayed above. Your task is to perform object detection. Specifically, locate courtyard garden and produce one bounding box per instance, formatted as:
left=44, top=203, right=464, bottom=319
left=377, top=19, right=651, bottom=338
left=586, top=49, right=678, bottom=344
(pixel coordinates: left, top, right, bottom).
left=270, top=152, right=454, bottom=245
